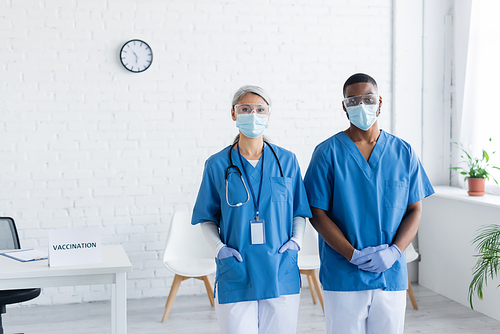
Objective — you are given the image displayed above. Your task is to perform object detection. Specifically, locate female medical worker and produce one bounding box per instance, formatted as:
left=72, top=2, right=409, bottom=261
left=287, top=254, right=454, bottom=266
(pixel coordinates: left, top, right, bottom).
left=191, top=85, right=312, bottom=334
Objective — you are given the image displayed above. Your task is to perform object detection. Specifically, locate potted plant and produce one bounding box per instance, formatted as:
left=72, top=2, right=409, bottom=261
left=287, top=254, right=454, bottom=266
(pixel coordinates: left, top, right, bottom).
left=450, top=138, right=500, bottom=196
left=468, top=224, right=500, bottom=309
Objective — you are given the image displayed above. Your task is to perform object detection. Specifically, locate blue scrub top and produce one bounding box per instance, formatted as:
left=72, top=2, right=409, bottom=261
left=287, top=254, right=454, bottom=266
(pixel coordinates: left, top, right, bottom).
left=304, top=130, right=434, bottom=292
left=192, top=143, right=312, bottom=304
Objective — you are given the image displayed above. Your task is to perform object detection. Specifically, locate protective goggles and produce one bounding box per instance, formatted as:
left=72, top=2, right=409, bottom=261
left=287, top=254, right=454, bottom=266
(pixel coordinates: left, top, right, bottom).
left=343, top=94, right=379, bottom=108
left=234, top=103, right=271, bottom=115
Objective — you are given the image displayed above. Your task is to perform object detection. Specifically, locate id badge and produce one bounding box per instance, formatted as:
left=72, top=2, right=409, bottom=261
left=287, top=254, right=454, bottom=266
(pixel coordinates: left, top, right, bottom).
left=250, top=219, right=265, bottom=245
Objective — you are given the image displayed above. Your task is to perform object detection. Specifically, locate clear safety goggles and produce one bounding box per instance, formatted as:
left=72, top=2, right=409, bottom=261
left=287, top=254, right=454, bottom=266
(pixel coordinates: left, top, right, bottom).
left=234, top=103, right=271, bottom=115
left=343, top=94, right=379, bottom=108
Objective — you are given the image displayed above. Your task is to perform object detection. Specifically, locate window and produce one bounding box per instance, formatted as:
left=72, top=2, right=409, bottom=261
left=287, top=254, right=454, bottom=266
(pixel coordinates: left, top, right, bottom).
left=455, top=0, right=500, bottom=186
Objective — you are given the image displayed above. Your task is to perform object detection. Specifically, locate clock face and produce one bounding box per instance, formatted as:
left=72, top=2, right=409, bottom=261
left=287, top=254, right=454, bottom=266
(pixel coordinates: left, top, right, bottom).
left=120, top=39, right=153, bottom=73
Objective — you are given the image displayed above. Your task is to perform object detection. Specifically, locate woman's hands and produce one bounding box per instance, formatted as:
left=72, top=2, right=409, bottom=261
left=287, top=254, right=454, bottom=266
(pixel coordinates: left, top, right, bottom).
left=217, top=246, right=243, bottom=262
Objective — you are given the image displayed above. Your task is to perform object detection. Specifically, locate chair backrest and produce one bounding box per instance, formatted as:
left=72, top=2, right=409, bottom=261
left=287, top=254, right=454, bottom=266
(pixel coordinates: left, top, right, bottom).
left=301, top=219, right=319, bottom=256
left=406, top=242, right=419, bottom=263
left=0, top=217, right=20, bottom=250
left=163, top=212, right=213, bottom=263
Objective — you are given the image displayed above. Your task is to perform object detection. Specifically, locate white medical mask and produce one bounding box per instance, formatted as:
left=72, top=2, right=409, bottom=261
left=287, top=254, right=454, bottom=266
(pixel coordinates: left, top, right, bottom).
left=346, top=104, right=379, bottom=131
left=236, top=113, right=268, bottom=138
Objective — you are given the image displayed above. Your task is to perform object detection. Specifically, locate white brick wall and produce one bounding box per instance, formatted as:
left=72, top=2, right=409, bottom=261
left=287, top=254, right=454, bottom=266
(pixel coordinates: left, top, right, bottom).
left=0, top=0, right=393, bottom=305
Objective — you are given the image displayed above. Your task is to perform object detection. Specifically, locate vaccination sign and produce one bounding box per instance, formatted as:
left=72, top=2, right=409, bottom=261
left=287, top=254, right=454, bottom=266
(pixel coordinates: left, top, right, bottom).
left=48, top=227, right=102, bottom=267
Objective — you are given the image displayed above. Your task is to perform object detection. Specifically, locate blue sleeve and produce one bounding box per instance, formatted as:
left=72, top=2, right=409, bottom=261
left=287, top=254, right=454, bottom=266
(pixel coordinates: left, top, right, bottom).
left=407, top=148, right=435, bottom=205
left=292, top=155, right=312, bottom=218
left=304, top=146, right=333, bottom=211
left=191, top=161, right=221, bottom=225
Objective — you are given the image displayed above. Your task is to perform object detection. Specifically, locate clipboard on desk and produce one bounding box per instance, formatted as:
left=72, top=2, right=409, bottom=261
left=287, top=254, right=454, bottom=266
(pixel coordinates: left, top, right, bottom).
left=1, top=249, right=48, bottom=262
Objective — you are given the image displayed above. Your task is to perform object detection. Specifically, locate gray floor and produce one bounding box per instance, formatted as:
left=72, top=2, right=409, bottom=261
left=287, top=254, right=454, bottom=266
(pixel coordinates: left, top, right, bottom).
left=3, top=284, right=500, bottom=334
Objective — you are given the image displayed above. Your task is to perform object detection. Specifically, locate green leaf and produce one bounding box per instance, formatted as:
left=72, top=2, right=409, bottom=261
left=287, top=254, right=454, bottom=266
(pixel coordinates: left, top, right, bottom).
left=483, top=150, right=489, bottom=163
left=450, top=141, right=498, bottom=181
left=468, top=224, right=500, bottom=309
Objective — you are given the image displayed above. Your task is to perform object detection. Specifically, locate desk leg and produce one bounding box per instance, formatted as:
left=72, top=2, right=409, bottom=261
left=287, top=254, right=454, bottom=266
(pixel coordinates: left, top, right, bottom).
left=112, top=273, right=127, bottom=334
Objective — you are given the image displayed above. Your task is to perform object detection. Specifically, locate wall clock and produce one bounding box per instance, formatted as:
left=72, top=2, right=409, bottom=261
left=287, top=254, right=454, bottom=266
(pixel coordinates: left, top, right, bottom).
left=120, top=39, right=153, bottom=73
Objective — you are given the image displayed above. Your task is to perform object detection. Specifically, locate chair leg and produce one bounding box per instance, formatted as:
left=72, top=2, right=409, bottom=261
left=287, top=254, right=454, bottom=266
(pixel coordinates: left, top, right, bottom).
left=161, top=274, right=185, bottom=322
left=0, top=304, right=5, bottom=334
left=407, top=276, right=418, bottom=310
left=196, top=275, right=215, bottom=307
left=310, top=269, right=324, bottom=313
left=301, top=270, right=317, bottom=304
left=307, top=273, right=318, bottom=304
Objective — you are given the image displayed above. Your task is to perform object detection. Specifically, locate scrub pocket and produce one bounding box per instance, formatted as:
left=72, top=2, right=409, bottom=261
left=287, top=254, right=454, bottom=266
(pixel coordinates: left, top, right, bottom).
left=216, top=256, right=249, bottom=292
left=278, top=249, right=298, bottom=279
left=384, top=180, right=409, bottom=209
left=270, top=177, right=293, bottom=202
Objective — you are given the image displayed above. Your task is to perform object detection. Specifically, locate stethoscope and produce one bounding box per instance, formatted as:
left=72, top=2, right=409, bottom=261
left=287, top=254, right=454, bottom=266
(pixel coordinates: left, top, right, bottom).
left=225, top=141, right=283, bottom=207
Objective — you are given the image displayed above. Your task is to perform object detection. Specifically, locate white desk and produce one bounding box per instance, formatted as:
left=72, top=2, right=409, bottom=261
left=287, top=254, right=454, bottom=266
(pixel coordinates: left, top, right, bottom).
left=0, top=245, right=132, bottom=334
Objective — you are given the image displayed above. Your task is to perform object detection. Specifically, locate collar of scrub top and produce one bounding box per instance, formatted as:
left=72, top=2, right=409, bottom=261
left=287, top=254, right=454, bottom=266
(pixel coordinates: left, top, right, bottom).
left=339, top=130, right=388, bottom=176
left=228, top=141, right=283, bottom=178
left=237, top=142, right=265, bottom=222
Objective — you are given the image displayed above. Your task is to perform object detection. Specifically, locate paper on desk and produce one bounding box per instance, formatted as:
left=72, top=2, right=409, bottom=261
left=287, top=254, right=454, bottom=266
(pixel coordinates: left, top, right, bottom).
left=1, top=249, right=48, bottom=262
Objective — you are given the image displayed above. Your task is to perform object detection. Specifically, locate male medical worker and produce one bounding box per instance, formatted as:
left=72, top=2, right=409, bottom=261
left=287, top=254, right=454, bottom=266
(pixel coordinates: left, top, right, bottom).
left=304, top=73, right=434, bottom=334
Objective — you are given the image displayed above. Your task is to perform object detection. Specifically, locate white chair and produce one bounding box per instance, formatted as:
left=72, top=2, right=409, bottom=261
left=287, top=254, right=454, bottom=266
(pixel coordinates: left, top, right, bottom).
left=161, top=212, right=216, bottom=322
left=406, top=242, right=419, bottom=310
left=298, top=220, right=324, bottom=312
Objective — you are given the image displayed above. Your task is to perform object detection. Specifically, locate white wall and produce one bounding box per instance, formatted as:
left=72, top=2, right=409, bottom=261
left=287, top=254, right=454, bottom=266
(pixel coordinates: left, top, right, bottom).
left=392, top=0, right=423, bottom=155
left=0, top=0, right=394, bottom=305
left=420, top=190, right=500, bottom=322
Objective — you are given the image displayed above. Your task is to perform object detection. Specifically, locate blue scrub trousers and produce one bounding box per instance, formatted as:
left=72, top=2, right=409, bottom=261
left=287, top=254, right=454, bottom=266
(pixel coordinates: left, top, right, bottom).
left=324, top=289, right=406, bottom=334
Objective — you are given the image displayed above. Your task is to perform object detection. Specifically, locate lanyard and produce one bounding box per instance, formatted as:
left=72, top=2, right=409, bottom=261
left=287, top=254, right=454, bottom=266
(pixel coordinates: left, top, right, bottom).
left=236, top=142, right=265, bottom=221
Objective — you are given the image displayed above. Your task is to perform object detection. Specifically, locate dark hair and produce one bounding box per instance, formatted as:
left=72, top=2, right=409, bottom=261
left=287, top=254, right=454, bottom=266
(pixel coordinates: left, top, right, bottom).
left=343, top=73, right=378, bottom=97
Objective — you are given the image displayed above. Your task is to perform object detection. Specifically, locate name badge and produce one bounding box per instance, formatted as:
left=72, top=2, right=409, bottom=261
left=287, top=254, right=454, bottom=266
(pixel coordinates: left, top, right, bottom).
left=250, top=219, right=265, bottom=245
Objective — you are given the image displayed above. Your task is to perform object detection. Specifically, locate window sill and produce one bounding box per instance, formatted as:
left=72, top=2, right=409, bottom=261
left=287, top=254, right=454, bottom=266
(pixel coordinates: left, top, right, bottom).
left=432, top=186, right=500, bottom=209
